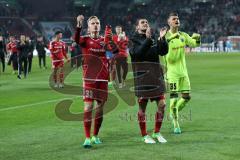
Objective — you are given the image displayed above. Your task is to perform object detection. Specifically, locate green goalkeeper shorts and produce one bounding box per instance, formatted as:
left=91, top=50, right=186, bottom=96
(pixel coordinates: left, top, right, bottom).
left=167, top=76, right=191, bottom=93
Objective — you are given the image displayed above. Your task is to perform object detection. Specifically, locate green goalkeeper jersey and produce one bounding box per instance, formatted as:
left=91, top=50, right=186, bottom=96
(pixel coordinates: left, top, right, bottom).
left=164, top=31, right=200, bottom=79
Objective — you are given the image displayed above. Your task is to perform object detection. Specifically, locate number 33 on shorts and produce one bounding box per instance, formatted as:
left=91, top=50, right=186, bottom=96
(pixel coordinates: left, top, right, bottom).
left=83, top=89, right=93, bottom=99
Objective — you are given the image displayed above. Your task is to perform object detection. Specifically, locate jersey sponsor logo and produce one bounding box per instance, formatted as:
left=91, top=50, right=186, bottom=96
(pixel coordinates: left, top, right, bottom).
left=53, top=46, right=63, bottom=49
left=172, top=45, right=185, bottom=50
left=180, top=38, right=185, bottom=42
left=89, top=48, right=105, bottom=52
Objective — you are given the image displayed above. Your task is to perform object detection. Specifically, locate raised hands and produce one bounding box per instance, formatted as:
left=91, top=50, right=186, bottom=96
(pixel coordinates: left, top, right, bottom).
left=77, top=15, right=84, bottom=27
left=159, top=27, right=168, bottom=39
left=146, top=26, right=152, bottom=39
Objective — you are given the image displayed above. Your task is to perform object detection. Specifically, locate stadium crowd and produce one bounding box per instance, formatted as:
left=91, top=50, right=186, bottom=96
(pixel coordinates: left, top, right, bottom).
left=0, top=0, right=239, bottom=43
left=98, top=0, right=240, bottom=43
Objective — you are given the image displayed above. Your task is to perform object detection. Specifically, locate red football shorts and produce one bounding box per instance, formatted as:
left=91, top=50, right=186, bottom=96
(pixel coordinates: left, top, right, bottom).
left=138, top=94, right=165, bottom=104
left=83, top=80, right=108, bottom=102
left=52, top=59, right=64, bottom=69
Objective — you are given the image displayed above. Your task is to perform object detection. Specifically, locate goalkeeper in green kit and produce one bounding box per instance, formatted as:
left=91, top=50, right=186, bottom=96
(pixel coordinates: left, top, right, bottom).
left=164, top=13, right=201, bottom=134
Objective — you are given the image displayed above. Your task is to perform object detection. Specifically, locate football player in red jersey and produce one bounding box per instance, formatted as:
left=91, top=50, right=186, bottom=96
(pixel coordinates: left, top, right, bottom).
left=112, top=26, right=129, bottom=88
left=74, top=15, right=117, bottom=148
left=6, top=36, right=18, bottom=74
left=49, top=31, right=70, bottom=88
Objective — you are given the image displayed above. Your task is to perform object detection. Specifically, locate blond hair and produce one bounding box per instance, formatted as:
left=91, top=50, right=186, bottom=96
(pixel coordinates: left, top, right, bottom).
left=87, top=16, right=99, bottom=24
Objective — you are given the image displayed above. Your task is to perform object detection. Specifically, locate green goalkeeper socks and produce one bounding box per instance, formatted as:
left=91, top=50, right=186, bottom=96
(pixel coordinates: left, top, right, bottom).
left=170, top=98, right=178, bottom=115
left=170, top=98, right=178, bottom=128
left=169, top=97, right=190, bottom=132
left=176, top=98, right=190, bottom=112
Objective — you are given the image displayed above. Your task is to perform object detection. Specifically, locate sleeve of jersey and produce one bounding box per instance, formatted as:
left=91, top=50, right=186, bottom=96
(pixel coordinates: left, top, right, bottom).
left=129, top=38, right=153, bottom=58
left=63, top=43, right=68, bottom=59
left=48, top=42, right=55, bottom=59
left=6, top=44, right=10, bottom=51
left=109, top=40, right=119, bottom=54
left=2, top=43, right=7, bottom=55
left=17, top=43, right=22, bottom=50
left=49, top=42, right=53, bottom=53
left=156, top=37, right=168, bottom=56
left=74, top=27, right=85, bottom=47
left=31, top=43, right=34, bottom=52
left=184, top=33, right=200, bottom=48
left=144, top=37, right=168, bottom=57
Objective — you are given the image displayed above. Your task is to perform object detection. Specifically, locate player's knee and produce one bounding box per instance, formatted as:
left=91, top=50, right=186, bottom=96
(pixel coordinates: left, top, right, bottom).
left=84, top=102, right=93, bottom=111
left=138, top=98, right=148, bottom=107
left=96, top=100, right=105, bottom=107
left=170, top=93, right=178, bottom=109
left=59, top=68, right=64, bottom=72
left=158, top=99, right=166, bottom=108
left=182, top=95, right=191, bottom=102
left=170, top=93, right=178, bottom=99
left=138, top=110, right=145, bottom=116
left=138, top=104, right=147, bottom=114
left=95, top=101, right=104, bottom=111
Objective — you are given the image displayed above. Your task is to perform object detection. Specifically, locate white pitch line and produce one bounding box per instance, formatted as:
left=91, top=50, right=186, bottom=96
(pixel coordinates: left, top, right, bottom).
left=0, top=97, right=81, bottom=112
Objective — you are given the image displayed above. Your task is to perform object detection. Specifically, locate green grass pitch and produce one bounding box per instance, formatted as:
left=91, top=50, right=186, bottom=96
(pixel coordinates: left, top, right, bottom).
left=0, top=53, right=240, bottom=160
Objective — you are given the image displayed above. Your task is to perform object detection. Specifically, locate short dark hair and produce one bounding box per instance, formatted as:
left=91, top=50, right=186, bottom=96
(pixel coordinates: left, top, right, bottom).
left=55, top=31, right=62, bottom=35
left=168, top=12, right=178, bottom=18
left=135, top=18, right=147, bottom=26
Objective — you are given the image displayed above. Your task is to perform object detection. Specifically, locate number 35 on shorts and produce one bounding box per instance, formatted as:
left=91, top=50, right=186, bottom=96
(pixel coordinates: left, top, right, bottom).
left=167, top=76, right=191, bottom=92
left=169, top=82, right=177, bottom=92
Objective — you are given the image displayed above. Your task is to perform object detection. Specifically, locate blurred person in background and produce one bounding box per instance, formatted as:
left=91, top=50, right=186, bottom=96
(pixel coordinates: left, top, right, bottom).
left=7, top=36, right=18, bottom=74
left=0, top=35, right=7, bottom=73
left=69, top=38, right=82, bottom=69
left=26, top=36, right=34, bottom=73
left=17, top=35, right=30, bottom=79
left=36, top=36, right=48, bottom=69
left=112, top=26, right=129, bottom=88
left=49, top=31, right=69, bottom=88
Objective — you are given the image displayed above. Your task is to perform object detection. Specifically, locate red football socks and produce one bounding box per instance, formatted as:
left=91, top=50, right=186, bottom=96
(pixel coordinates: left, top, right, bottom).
left=138, top=111, right=147, bottom=136
left=83, top=110, right=92, bottom=138
left=93, top=111, right=103, bottom=136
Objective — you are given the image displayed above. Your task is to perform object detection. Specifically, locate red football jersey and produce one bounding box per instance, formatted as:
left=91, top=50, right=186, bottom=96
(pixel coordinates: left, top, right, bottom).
left=75, top=28, right=109, bottom=81
left=7, top=42, right=18, bottom=53
left=49, top=40, right=67, bottom=61
left=69, top=46, right=75, bottom=52
left=113, top=35, right=128, bottom=57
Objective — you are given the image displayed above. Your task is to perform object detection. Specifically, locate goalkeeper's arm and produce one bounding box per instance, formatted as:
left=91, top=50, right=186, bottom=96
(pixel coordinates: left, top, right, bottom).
left=191, top=33, right=201, bottom=45
left=183, top=32, right=201, bottom=47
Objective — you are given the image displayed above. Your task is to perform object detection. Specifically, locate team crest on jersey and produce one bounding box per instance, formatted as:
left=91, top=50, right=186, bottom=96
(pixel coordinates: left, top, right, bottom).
left=90, top=41, right=94, bottom=45
left=100, top=41, right=105, bottom=46
left=180, top=38, right=184, bottom=42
